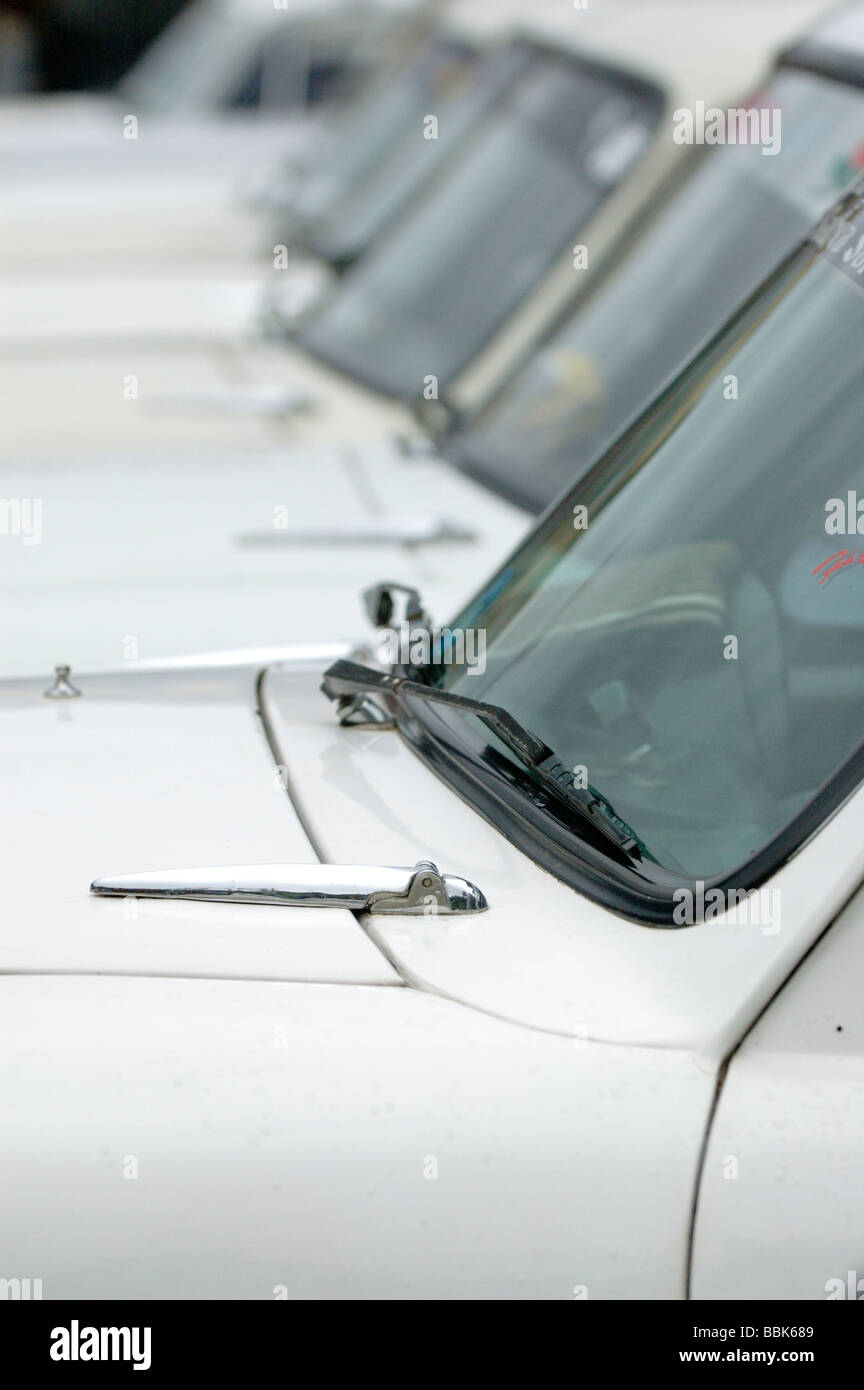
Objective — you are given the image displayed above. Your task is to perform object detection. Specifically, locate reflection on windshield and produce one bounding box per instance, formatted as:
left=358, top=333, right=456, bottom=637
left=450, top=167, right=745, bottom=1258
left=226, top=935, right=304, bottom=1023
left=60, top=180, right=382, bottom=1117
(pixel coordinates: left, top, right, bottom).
left=430, top=186, right=864, bottom=886
left=296, top=44, right=661, bottom=397
left=456, top=68, right=864, bottom=512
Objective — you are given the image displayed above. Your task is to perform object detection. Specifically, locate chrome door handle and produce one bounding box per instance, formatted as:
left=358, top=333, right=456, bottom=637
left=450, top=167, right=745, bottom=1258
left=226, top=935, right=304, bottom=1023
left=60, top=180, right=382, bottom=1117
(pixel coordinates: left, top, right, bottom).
left=90, top=860, right=487, bottom=916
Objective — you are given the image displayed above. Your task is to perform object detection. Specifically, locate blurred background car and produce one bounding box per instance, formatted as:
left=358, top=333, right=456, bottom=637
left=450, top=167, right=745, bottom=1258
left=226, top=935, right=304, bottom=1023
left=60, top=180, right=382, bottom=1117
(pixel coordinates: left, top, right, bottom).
left=0, top=2, right=823, bottom=433
left=1, top=1, right=854, bottom=677
left=0, top=0, right=436, bottom=105
left=0, top=0, right=442, bottom=264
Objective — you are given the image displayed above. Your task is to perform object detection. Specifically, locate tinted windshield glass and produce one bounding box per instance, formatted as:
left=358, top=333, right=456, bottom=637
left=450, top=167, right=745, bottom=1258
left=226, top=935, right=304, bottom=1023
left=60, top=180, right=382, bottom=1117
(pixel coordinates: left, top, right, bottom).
left=298, top=37, right=508, bottom=265
left=415, top=184, right=864, bottom=899
left=295, top=42, right=661, bottom=397
left=454, top=68, right=864, bottom=511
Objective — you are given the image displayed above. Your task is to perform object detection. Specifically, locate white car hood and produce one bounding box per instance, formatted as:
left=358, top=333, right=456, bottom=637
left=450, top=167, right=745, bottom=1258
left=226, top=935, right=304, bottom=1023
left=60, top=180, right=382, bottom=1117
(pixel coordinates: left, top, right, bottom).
left=5, top=652, right=864, bottom=1055
left=0, top=340, right=415, bottom=455
left=4, top=645, right=853, bottom=1302
left=0, top=113, right=312, bottom=264
left=0, top=661, right=397, bottom=986
left=0, top=440, right=528, bottom=677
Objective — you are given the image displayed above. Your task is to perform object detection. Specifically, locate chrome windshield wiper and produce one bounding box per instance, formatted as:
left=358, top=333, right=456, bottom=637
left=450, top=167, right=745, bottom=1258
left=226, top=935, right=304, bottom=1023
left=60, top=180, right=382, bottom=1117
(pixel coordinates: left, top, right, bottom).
left=321, top=659, right=651, bottom=864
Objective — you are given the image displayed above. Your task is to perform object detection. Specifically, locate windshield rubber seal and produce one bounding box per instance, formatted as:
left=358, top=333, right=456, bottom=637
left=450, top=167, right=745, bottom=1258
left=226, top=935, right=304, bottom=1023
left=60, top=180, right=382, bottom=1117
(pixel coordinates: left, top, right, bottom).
left=396, top=689, right=864, bottom=927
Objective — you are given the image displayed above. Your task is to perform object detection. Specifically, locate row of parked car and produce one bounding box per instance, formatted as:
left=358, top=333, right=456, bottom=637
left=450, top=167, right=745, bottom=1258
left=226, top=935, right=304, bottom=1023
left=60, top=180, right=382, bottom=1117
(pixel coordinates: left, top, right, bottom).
left=3, top=0, right=864, bottom=1302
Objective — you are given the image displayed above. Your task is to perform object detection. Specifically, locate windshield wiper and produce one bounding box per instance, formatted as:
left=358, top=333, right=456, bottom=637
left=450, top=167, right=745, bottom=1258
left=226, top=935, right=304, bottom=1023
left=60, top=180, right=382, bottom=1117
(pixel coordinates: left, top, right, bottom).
left=321, top=659, right=651, bottom=864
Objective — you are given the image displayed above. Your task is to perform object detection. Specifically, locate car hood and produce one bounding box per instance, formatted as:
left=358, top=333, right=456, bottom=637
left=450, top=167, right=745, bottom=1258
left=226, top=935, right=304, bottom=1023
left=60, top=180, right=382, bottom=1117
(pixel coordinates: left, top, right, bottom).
left=0, top=660, right=397, bottom=986
left=5, top=653, right=855, bottom=1052
left=0, top=439, right=528, bottom=678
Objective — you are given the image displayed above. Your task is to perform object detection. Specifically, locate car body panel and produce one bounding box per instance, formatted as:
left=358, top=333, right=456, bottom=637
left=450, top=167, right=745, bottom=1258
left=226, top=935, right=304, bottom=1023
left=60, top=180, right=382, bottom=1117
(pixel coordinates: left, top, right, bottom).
left=0, top=640, right=857, bottom=1297
left=0, top=972, right=714, bottom=1299
left=691, top=881, right=864, bottom=1300
left=0, top=347, right=295, bottom=453
left=0, top=342, right=415, bottom=452
left=0, top=115, right=309, bottom=265
left=0, top=663, right=397, bottom=984
left=0, top=438, right=527, bottom=676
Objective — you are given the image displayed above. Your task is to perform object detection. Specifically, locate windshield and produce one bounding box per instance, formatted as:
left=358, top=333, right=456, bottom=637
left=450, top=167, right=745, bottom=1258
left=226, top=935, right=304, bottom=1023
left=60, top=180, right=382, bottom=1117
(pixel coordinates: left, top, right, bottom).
left=119, top=2, right=264, bottom=112
left=406, top=183, right=864, bottom=914
left=452, top=67, right=864, bottom=512
left=297, top=36, right=509, bottom=266
left=295, top=41, right=662, bottom=398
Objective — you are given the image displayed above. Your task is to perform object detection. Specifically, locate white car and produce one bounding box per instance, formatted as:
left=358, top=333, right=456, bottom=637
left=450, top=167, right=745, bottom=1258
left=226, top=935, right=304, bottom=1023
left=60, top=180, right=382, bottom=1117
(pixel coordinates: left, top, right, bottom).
left=2, top=0, right=862, bottom=679
left=3, top=174, right=864, bottom=1298
left=0, top=1, right=635, bottom=356
left=0, top=0, right=436, bottom=265
left=256, top=3, right=557, bottom=328
left=0, top=1, right=823, bottom=360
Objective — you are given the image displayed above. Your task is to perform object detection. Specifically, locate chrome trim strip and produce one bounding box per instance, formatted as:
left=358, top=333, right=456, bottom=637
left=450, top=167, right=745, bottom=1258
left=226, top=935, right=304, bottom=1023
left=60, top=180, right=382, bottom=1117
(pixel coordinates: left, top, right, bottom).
left=236, top=517, right=476, bottom=548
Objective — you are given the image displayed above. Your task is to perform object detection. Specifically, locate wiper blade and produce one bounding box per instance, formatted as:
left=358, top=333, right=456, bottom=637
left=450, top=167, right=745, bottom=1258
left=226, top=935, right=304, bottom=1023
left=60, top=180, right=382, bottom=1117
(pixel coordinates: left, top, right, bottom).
left=321, top=659, right=650, bottom=864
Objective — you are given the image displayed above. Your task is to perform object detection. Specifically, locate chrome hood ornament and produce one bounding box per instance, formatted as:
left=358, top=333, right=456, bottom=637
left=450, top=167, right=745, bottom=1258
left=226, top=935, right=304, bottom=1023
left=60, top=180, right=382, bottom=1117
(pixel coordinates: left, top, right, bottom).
left=44, top=665, right=81, bottom=700
left=90, top=860, right=487, bottom=916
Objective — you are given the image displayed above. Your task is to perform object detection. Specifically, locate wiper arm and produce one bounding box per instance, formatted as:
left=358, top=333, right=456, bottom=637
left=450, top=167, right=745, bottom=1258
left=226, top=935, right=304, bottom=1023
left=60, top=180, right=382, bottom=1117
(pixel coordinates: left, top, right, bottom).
left=321, top=660, right=650, bottom=864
